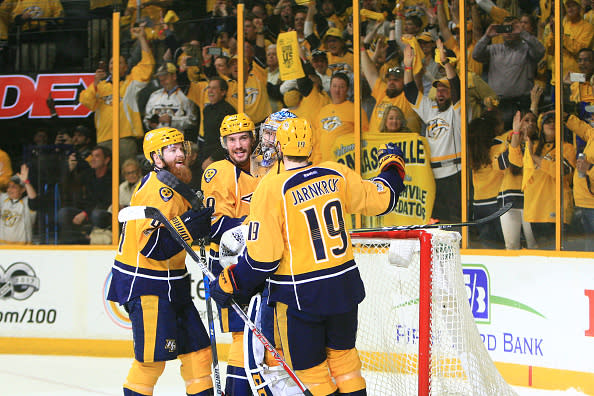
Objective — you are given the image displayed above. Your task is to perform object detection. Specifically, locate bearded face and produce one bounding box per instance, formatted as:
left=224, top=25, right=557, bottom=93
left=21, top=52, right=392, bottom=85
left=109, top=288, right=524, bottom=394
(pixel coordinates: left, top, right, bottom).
left=155, top=143, right=193, bottom=184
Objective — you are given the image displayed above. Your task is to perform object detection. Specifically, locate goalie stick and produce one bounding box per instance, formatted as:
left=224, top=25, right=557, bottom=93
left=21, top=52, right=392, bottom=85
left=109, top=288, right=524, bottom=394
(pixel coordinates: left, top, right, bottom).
left=118, top=206, right=313, bottom=396
left=351, top=202, right=512, bottom=234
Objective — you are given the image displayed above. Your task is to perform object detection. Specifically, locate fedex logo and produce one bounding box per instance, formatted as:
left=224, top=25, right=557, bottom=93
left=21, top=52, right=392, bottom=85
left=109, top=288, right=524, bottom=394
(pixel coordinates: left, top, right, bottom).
left=0, top=73, right=95, bottom=119
left=463, top=266, right=490, bottom=323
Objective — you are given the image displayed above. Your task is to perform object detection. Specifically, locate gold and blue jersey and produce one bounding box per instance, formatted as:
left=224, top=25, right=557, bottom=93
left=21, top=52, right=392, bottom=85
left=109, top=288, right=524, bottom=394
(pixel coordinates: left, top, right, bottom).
left=202, top=158, right=260, bottom=332
left=233, top=161, right=403, bottom=315
left=202, top=159, right=260, bottom=244
left=107, top=171, right=193, bottom=305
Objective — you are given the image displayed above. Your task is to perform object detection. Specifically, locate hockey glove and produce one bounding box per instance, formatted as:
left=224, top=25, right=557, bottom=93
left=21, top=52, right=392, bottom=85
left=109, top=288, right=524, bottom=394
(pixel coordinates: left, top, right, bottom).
left=219, top=225, right=249, bottom=268
left=171, top=207, right=214, bottom=243
left=377, top=143, right=406, bottom=180
left=209, top=265, right=239, bottom=308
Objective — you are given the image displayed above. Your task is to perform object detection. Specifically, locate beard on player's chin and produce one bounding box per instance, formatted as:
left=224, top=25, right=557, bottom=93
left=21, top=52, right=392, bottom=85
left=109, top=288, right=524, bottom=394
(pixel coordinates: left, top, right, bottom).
left=167, top=163, right=193, bottom=184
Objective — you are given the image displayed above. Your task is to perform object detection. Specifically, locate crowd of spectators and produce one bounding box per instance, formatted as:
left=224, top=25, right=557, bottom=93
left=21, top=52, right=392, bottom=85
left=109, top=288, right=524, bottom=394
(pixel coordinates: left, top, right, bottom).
left=0, top=0, right=593, bottom=251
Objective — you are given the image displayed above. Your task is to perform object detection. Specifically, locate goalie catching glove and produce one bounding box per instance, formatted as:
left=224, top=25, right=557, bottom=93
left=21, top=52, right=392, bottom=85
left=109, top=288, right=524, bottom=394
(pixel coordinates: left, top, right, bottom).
left=209, top=265, right=240, bottom=307
left=377, top=143, right=406, bottom=180
left=219, top=225, right=248, bottom=267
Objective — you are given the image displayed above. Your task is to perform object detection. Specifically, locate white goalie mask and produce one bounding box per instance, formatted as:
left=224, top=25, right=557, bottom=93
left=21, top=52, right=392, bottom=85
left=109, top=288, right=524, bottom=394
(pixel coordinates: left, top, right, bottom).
left=250, top=109, right=297, bottom=178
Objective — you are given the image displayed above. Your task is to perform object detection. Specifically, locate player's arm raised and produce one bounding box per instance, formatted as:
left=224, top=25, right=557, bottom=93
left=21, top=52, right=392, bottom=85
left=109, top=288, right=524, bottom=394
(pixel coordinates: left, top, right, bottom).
left=343, top=143, right=406, bottom=216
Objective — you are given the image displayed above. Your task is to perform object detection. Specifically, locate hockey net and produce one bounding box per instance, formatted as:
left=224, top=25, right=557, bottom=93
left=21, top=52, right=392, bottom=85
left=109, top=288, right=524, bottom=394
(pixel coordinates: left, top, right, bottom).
left=351, top=229, right=517, bottom=396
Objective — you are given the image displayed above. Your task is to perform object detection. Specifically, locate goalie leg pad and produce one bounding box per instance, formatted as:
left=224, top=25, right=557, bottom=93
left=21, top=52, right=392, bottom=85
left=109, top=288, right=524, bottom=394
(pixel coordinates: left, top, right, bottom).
left=327, top=348, right=366, bottom=393
left=124, top=359, right=165, bottom=395
left=296, top=360, right=338, bottom=396
left=245, top=294, right=300, bottom=396
left=179, top=348, right=213, bottom=395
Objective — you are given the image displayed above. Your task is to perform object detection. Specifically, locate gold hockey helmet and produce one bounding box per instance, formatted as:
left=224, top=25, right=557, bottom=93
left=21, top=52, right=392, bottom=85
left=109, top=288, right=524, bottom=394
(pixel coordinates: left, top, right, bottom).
left=143, top=127, right=189, bottom=163
left=220, top=113, right=255, bottom=148
left=275, top=118, right=313, bottom=157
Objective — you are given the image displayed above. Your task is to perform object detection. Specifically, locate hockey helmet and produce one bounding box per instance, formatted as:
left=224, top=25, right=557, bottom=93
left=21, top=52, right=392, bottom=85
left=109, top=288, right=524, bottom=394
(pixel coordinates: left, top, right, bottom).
left=143, top=127, right=190, bottom=163
left=220, top=113, right=255, bottom=148
left=275, top=118, right=313, bottom=157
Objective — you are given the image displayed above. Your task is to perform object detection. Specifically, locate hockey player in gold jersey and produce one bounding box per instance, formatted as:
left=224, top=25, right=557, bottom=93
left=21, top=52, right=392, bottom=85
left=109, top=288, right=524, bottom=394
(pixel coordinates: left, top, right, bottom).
left=107, top=127, right=214, bottom=396
left=201, top=113, right=259, bottom=395
left=210, top=118, right=406, bottom=396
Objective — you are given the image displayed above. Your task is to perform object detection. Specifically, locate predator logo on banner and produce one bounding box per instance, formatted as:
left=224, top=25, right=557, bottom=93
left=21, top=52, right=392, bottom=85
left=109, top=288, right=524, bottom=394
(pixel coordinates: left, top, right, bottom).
left=276, top=31, right=305, bottom=81
left=332, top=132, right=435, bottom=226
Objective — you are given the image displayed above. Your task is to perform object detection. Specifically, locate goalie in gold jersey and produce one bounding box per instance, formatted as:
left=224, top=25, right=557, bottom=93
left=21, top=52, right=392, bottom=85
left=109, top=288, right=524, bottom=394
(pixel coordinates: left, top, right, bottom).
left=210, top=118, right=406, bottom=396
left=107, top=127, right=214, bottom=396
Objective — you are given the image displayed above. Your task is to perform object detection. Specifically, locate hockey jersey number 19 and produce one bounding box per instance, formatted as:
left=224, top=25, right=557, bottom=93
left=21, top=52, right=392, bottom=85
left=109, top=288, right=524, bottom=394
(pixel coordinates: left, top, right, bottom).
left=234, top=161, right=401, bottom=315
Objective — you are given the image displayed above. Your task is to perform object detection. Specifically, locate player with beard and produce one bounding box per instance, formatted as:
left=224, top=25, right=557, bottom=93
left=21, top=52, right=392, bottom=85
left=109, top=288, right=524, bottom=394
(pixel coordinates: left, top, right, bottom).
left=107, top=127, right=215, bottom=396
left=361, top=47, right=422, bottom=134
left=404, top=39, right=463, bottom=223
left=201, top=113, right=260, bottom=395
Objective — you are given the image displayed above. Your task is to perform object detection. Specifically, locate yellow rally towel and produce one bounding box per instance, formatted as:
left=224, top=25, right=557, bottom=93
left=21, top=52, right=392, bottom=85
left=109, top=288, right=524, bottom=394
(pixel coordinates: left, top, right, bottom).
left=277, top=31, right=305, bottom=81
left=401, top=36, right=424, bottom=75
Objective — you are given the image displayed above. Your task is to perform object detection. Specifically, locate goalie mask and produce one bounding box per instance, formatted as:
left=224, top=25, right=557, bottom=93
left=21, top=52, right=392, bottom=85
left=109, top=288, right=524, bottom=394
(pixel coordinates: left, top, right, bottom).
left=250, top=109, right=297, bottom=177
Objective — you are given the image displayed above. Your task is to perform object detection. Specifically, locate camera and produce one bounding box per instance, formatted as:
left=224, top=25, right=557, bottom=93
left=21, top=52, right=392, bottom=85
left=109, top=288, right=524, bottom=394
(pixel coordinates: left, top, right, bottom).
left=185, top=57, right=201, bottom=67
left=149, top=114, right=160, bottom=125
left=494, top=24, right=513, bottom=33
left=207, top=47, right=222, bottom=57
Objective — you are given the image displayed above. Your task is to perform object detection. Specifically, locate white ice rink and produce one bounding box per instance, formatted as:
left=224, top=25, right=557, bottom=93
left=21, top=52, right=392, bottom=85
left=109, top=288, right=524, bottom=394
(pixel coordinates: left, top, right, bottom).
left=1, top=354, right=587, bottom=396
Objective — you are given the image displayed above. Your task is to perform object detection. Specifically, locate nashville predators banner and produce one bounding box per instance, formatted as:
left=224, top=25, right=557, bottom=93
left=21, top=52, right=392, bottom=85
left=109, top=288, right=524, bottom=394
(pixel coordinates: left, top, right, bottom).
left=331, top=132, right=435, bottom=226
left=277, top=31, right=305, bottom=81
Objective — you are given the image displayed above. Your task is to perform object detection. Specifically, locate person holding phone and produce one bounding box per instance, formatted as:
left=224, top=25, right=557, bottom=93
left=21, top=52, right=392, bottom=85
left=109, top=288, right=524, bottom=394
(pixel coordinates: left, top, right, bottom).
left=79, top=25, right=154, bottom=164
left=472, top=16, right=545, bottom=130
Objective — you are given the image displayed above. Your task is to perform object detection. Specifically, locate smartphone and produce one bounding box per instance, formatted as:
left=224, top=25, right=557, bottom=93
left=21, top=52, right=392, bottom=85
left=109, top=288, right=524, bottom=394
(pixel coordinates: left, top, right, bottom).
left=97, top=61, right=107, bottom=80
left=494, top=24, right=513, bottom=33
left=570, top=72, right=586, bottom=83
left=207, top=47, right=222, bottom=57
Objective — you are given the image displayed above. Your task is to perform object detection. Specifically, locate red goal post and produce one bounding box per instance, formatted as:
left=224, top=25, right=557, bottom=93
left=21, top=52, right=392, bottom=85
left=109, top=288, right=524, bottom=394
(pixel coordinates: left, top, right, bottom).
left=350, top=229, right=517, bottom=396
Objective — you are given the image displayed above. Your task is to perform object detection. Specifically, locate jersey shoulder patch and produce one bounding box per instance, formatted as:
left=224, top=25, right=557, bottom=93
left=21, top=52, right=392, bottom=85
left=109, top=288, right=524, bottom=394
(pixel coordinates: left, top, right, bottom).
left=203, top=168, right=217, bottom=183
left=159, top=187, right=174, bottom=202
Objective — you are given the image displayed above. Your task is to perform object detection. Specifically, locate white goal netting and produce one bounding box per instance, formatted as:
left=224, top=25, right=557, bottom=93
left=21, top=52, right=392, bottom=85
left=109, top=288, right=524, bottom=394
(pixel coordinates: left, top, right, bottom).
left=352, top=229, right=517, bottom=396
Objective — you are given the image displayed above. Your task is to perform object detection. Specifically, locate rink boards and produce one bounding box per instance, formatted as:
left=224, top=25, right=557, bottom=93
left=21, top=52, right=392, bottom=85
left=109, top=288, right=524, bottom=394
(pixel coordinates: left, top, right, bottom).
left=0, top=248, right=592, bottom=394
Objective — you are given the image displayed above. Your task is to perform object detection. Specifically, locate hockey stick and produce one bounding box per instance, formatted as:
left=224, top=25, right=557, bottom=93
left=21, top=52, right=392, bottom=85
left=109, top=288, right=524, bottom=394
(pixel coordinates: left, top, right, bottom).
left=118, top=206, right=313, bottom=396
left=200, top=242, right=224, bottom=396
left=351, top=202, right=512, bottom=233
